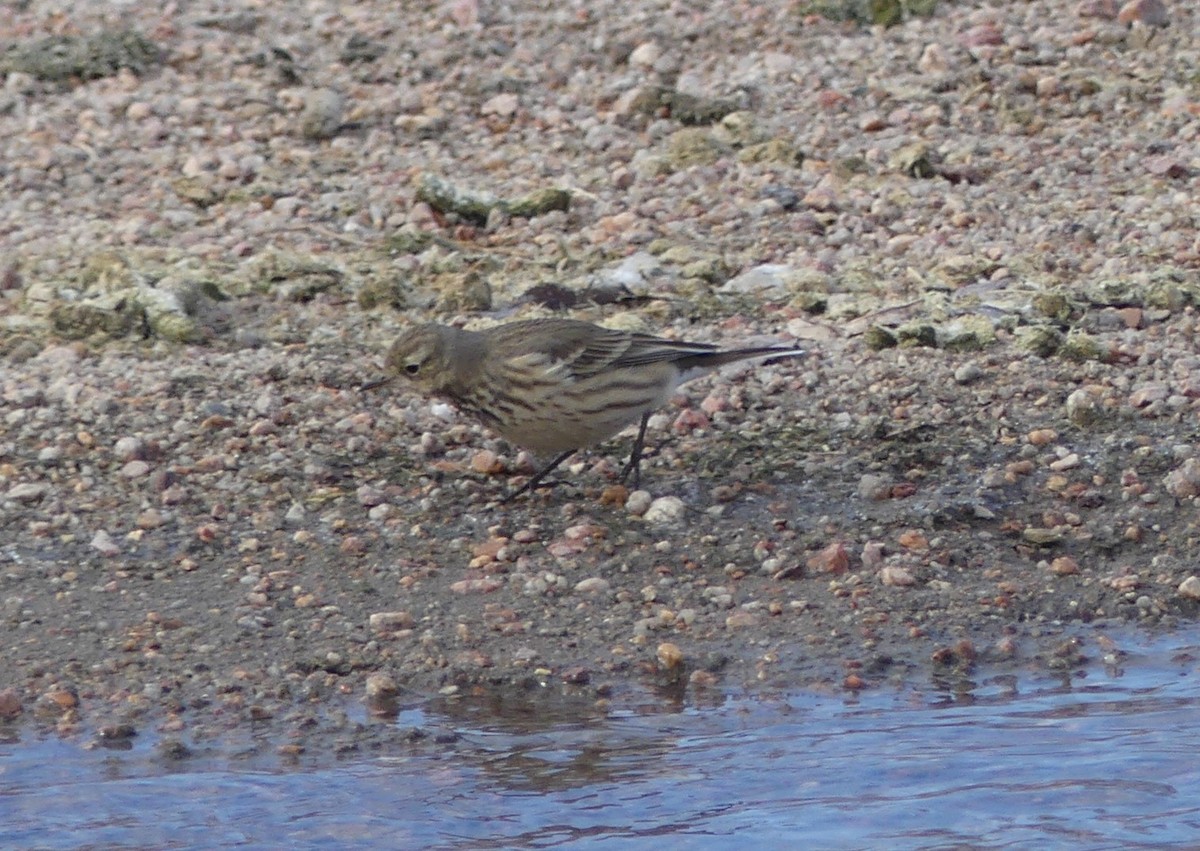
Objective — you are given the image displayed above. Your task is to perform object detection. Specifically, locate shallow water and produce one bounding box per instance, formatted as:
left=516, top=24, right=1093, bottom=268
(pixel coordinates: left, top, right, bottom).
left=3, top=631, right=1198, bottom=850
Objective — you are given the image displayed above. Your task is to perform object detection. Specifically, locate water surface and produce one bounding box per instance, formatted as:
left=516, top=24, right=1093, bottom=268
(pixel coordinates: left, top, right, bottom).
left=3, top=630, right=1197, bottom=849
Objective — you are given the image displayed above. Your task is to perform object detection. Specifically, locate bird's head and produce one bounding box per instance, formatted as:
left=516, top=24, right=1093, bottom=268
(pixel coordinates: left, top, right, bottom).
left=383, top=323, right=456, bottom=393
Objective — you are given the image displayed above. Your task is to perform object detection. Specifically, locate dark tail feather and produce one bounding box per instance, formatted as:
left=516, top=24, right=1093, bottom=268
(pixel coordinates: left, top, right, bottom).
left=678, top=346, right=806, bottom=371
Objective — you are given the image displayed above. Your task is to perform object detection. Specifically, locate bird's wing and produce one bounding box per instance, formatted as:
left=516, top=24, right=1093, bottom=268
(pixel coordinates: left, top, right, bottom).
left=553, top=330, right=721, bottom=378
left=491, top=319, right=719, bottom=379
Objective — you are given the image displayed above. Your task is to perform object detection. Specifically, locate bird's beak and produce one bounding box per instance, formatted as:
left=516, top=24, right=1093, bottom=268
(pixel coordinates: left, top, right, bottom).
left=360, top=376, right=393, bottom=391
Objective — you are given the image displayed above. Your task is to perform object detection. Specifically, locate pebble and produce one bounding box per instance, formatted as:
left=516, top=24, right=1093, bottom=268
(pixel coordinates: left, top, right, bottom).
left=574, top=577, right=611, bottom=594
left=1050, top=556, right=1081, bottom=576
left=807, top=542, right=849, bottom=574
left=1118, top=0, right=1168, bottom=26
left=1163, top=459, right=1200, bottom=499
left=450, top=578, right=503, bottom=594
left=857, top=474, right=893, bottom=501
left=880, top=565, right=916, bottom=587
left=1023, top=527, right=1064, bottom=545
left=1065, top=387, right=1104, bottom=427
left=656, top=642, right=684, bottom=669
left=6, top=482, right=49, bottom=503
left=1129, top=383, right=1168, bottom=408
left=625, top=490, right=653, bottom=516
left=0, top=689, right=22, bottom=720
left=1027, top=429, right=1058, bottom=447
left=725, top=611, right=761, bottom=630
left=356, top=485, right=386, bottom=507
left=298, top=88, right=345, bottom=139
left=90, top=529, right=120, bottom=557
left=121, top=460, right=151, bottom=478
left=470, top=450, right=505, bottom=475
left=37, top=447, right=62, bottom=465
left=953, top=362, right=983, bottom=384
left=1048, top=454, right=1080, bottom=472
left=365, top=673, right=399, bottom=700
left=369, top=611, right=414, bottom=633
left=642, top=496, right=686, bottom=525
left=113, top=436, right=146, bottom=461
left=1178, top=576, right=1200, bottom=600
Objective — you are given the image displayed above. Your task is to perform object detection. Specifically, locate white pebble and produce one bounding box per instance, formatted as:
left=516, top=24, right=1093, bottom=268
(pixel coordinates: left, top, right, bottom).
left=643, top=496, right=686, bottom=525
left=625, top=490, right=653, bottom=516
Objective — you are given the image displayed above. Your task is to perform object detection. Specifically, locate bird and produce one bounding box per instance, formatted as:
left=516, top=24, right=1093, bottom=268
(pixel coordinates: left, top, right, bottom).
left=377, top=318, right=805, bottom=500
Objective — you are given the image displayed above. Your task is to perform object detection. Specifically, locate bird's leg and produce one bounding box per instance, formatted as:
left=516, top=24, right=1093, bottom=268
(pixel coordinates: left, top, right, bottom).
left=617, top=412, right=651, bottom=489
left=501, top=450, right=575, bottom=503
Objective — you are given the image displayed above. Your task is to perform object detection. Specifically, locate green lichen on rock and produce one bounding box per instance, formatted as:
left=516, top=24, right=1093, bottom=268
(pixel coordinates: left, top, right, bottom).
left=243, top=251, right=343, bottom=301
left=864, top=325, right=898, bottom=350
left=1032, top=290, right=1074, bottom=322
left=665, top=128, right=732, bottom=169
left=38, top=255, right=214, bottom=342
left=415, top=174, right=570, bottom=224
left=939, top=315, right=997, bottom=351
left=1061, top=331, right=1105, bottom=362
left=896, top=322, right=937, bottom=348
left=1, top=30, right=161, bottom=81
left=1016, top=325, right=1065, bottom=357
left=799, top=0, right=938, bottom=27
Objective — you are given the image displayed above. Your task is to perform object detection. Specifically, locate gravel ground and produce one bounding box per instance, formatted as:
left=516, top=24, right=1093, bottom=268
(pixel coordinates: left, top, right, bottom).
left=2, top=0, right=1200, bottom=764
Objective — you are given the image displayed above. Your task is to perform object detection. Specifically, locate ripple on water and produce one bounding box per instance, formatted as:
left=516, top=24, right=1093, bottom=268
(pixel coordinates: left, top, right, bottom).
left=2, top=632, right=1199, bottom=850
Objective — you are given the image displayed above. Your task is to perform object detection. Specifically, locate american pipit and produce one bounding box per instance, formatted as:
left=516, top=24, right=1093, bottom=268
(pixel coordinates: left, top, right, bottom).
left=378, top=318, right=805, bottom=500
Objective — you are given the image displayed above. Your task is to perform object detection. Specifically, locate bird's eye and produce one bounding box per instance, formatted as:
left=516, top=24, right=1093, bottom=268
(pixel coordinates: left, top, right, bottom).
left=404, top=363, right=420, bottom=375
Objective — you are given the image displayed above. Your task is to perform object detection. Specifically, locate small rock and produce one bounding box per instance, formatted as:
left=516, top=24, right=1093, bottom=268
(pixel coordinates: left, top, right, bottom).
left=91, top=529, right=120, bottom=557
left=120, top=460, right=151, bottom=478
left=369, top=611, right=414, bottom=633
left=1077, top=0, right=1118, bottom=17
left=0, top=689, right=22, bottom=720
left=1023, top=527, right=1063, bottom=545
left=806, top=542, right=849, bottom=574
left=480, top=92, right=519, bottom=118
left=1117, top=0, right=1168, bottom=26
left=858, top=473, right=893, bottom=501
left=6, top=482, right=49, bottom=503
left=953, top=362, right=983, bottom=384
left=1164, top=458, right=1200, bottom=499
left=880, top=565, right=916, bottom=586
left=1066, top=387, right=1104, bottom=427
left=1050, top=556, right=1080, bottom=576
left=1027, top=428, right=1058, bottom=446
left=574, top=577, right=611, bottom=594
left=861, top=541, right=885, bottom=569
left=98, top=723, right=137, bottom=741
left=643, top=496, right=686, bottom=525
left=37, top=447, right=62, bottom=465
left=560, top=666, right=590, bottom=684
left=672, top=409, right=709, bottom=434
left=356, top=485, right=386, bottom=507
left=625, top=490, right=653, bottom=516
left=298, top=88, right=344, bottom=139
left=628, top=41, right=661, bottom=69
left=365, top=672, right=400, bottom=700
left=917, top=43, right=949, bottom=74
left=1178, top=576, right=1200, bottom=600
left=898, top=530, right=929, bottom=551
left=450, top=577, right=503, bottom=594
left=1129, top=383, right=1168, bottom=408
left=656, top=642, right=684, bottom=669
left=113, top=436, right=146, bottom=461
left=960, top=22, right=1005, bottom=48
left=1049, top=454, right=1080, bottom=472
left=725, top=611, right=761, bottom=630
